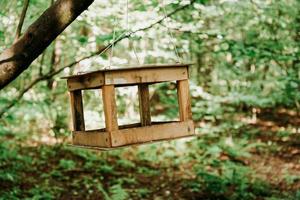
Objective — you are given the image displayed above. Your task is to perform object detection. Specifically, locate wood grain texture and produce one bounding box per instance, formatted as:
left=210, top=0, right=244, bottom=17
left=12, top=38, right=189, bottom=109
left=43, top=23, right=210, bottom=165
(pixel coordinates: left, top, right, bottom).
left=177, top=80, right=192, bottom=121
left=73, top=130, right=110, bottom=147
left=72, top=120, right=195, bottom=148
left=65, top=65, right=189, bottom=90
left=67, top=65, right=195, bottom=148
left=104, top=67, right=188, bottom=85
left=102, top=85, right=118, bottom=132
left=110, top=120, right=195, bottom=147
left=138, top=84, right=151, bottom=126
left=67, top=73, right=104, bottom=91
left=62, top=64, right=190, bottom=78
left=69, top=90, right=85, bottom=131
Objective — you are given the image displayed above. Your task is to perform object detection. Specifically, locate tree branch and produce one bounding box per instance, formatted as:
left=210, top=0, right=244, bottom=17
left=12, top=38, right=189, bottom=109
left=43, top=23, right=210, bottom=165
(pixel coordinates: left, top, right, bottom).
left=0, top=0, right=196, bottom=118
left=51, top=0, right=197, bottom=76
left=0, top=0, right=95, bottom=90
left=14, top=0, right=30, bottom=42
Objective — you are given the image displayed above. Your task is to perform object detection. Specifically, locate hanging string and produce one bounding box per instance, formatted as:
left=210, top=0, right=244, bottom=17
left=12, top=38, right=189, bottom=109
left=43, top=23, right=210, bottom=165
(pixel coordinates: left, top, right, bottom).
left=98, top=31, right=127, bottom=58
left=159, top=0, right=181, bottom=63
left=126, top=0, right=141, bottom=65
left=109, top=27, right=116, bottom=69
left=98, top=0, right=182, bottom=68
left=126, top=0, right=129, bottom=31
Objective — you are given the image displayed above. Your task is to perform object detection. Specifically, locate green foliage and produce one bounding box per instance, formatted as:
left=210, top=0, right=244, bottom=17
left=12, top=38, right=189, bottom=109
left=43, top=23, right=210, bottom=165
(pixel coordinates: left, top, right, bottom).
left=116, top=159, right=135, bottom=169
left=27, top=186, right=54, bottom=200
left=109, top=184, right=129, bottom=200
left=58, top=159, right=76, bottom=170
left=137, top=166, right=160, bottom=176
left=134, top=188, right=151, bottom=198
left=194, top=163, right=271, bottom=200
left=0, top=30, right=4, bottom=42
left=149, top=82, right=180, bottom=120
left=0, top=0, right=299, bottom=199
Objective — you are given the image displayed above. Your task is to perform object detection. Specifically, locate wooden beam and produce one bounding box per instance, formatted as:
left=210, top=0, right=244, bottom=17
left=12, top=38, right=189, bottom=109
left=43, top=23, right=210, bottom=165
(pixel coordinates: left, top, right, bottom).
left=67, top=73, right=104, bottom=91
left=110, top=120, right=195, bottom=147
left=73, top=130, right=110, bottom=147
left=72, top=120, right=194, bottom=148
left=102, top=85, right=118, bottom=132
left=177, top=80, right=192, bottom=121
left=138, top=84, right=151, bottom=126
left=69, top=90, right=85, bottom=131
left=65, top=65, right=189, bottom=91
left=105, top=67, right=188, bottom=85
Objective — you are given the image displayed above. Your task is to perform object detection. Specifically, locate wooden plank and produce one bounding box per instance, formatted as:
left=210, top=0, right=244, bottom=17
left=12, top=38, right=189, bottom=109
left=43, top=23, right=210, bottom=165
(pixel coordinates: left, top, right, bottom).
left=69, top=90, right=85, bottom=131
left=71, top=121, right=180, bottom=132
left=67, top=72, right=105, bottom=91
left=138, top=84, right=151, bottom=126
left=102, top=85, right=118, bottom=132
left=73, top=131, right=110, bottom=147
left=104, top=67, right=188, bottom=85
left=177, top=80, right=192, bottom=121
left=110, top=120, right=195, bottom=147
left=62, top=63, right=191, bottom=79
left=72, top=120, right=194, bottom=148
left=65, top=66, right=189, bottom=90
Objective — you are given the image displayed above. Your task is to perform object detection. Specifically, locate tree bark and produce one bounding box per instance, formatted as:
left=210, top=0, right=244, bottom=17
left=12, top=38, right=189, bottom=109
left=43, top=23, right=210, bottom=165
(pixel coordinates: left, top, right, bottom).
left=0, top=0, right=94, bottom=90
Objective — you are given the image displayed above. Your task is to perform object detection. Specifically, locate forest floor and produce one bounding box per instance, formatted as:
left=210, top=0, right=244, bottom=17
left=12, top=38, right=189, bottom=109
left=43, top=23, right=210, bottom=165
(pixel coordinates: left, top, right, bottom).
left=0, top=109, right=299, bottom=200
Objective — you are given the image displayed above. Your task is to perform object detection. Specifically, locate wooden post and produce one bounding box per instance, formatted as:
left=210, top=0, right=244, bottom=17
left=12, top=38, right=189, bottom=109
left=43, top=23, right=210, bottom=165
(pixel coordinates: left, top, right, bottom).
left=102, top=85, right=118, bottom=132
left=69, top=90, right=85, bottom=131
left=177, top=80, right=192, bottom=121
left=138, top=84, right=151, bottom=126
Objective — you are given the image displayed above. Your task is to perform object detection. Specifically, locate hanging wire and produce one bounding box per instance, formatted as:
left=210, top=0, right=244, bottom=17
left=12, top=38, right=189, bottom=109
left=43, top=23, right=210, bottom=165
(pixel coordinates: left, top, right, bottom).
left=159, top=0, right=181, bottom=63
left=100, top=0, right=140, bottom=68
left=126, top=0, right=129, bottom=31
left=126, top=0, right=141, bottom=65
left=98, top=31, right=127, bottom=58
left=97, top=0, right=182, bottom=68
left=109, top=27, right=116, bottom=69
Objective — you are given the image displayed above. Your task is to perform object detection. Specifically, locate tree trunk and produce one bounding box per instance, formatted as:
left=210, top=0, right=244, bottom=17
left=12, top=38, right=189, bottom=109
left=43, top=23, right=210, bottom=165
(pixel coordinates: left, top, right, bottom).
left=0, top=0, right=94, bottom=90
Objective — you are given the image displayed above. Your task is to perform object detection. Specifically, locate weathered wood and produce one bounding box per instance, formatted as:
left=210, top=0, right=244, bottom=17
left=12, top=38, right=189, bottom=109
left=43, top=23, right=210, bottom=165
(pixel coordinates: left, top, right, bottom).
left=138, top=84, right=151, bottom=126
left=73, top=130, right=110, bottom=147
left=62, top=64, right=190, bottom=78
left=72, top=120, right=194, bottom=148
left=105, top=66, right=188, bottom=85
left=102, top=85, right=118, bottom=132
left=67, top=73, right=104, bottom=91
left=111, top=120, right=194, bottom=147
left=69, top=90, right=85, bottom=131
left=66, top=65, right=194, bottom=149
left=177, top=80, right=192, bottom=121
left=64, top=65, right=189, bottom=91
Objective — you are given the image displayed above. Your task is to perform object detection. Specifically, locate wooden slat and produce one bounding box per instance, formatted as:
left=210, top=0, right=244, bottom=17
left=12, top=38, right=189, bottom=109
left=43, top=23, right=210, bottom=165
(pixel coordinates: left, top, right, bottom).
left=110, top=120, right=195, bottom=147
left=138, top=84, right=151, bottom=126
left=67, top=72, right=105, bottom=91
left=73, top=131, right=110, bottom=147
left=177, top=80, right=192, bottom=121
left=105, top=67, right=188, bottom=85
left=69, top=90, right=85, bottom=131
left=62, top=63, right=191, bottom=79
left=102, top=85, right=118, bottom=132
left=72, top=120, right=194, bottom=148
left=66, top=66, right=189, bottom=91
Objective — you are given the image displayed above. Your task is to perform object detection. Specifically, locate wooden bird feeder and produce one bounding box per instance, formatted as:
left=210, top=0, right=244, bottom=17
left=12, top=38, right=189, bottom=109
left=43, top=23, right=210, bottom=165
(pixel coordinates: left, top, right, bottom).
left=62, top=63, right=195, bottom=149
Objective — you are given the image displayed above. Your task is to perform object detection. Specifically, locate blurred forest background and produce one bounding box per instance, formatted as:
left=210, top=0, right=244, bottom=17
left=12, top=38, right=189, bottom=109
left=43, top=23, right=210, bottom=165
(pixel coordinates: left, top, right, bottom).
left=0, top=0, right=300, bottom=199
